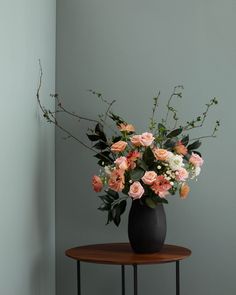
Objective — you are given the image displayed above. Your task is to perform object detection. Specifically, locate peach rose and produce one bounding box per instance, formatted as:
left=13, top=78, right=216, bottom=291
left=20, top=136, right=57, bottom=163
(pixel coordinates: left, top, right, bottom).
left=111, top=140, right=127, bottom=153
left=141, top=171, right=157, bottom=185
left=118, top=123, right=135, bottom=133
left=153, top=148, right=170, bottom=161
left=128, top=181, right=145, bottom=199
left=151, top=175, right=172, bottom=196
left=130, top=135, right=142, bottom=147
left=92, top=175, right=103, bottom=192
left=108, top=169, right=125, bottom=192
left=140, top=132, right=155, bottom=146
left=189, top=152, right=204, bottom=167
left=114, top=156, right=129, bottom=170
left=175, top=167, right=189, bottom=181
left=174, top=141, right=188, bottom=156
left=179, top=183, right=190, bottom=199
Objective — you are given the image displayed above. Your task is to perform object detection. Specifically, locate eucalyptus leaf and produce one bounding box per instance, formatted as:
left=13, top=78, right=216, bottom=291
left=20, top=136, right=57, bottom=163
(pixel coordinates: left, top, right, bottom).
left=164, top=138, right=177, bottom=148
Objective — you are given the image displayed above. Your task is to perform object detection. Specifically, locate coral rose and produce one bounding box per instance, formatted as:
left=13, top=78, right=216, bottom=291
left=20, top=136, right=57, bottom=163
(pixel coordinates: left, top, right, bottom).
left=153, top=148, right=170, bottom=161
left=174, top=141, right=188, bottom=156
left=130, top=135, right=142, bottom=147
left=114, top=156, right=129, bottom=170
left=179, top=183, right=190, bottom=199
left=175, top=167, right=189, bottom=181
left=140, top=132, right=155, bottom=146
left=151, top=175, right=172, bottom=196
left=127, top=150, right=141, bottom=169
left=108, top=169, right=125, bottom=192
left=111, top=141, right=127, bottom=152
left=118, top=123, right=135, bottom=133
left=92, top=175, right=103, bottom=192
left=189, top=152, right=204, bottom=167
left=141, top=171, right=157, bottom=185
left=128, top=181, right=145, bottom=199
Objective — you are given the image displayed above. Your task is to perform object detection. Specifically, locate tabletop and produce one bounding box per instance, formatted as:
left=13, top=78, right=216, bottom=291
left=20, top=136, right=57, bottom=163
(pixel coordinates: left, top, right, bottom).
left=65, top=243, right=191, bottom=265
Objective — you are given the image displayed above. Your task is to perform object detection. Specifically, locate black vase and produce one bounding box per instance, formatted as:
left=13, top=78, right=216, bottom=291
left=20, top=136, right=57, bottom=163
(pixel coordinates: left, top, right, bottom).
left=128, top=199, right=166, bottom=253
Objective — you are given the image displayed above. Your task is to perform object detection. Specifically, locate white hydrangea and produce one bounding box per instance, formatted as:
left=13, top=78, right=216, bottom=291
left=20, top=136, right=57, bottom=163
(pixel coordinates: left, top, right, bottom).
left=168, top=154, right=184, bottom=171
left=104, top=165, right=112, bottom=176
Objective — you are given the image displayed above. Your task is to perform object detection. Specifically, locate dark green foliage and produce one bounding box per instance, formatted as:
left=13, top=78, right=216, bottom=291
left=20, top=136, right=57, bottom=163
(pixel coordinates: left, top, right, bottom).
left=98, top=189, right=127, bottom=226
left=166, top=128, right=183, bottom=138
left=164, top=138, right=177, bottom=149
left=143, top=147, right=155, bottom=166
left=181, top=135, right=189, bottom=146
left=130, top=167, right=145, bottom=181
left=188, top=140, right=202, bottom=150
left=93, top=141, right=108, bottom=150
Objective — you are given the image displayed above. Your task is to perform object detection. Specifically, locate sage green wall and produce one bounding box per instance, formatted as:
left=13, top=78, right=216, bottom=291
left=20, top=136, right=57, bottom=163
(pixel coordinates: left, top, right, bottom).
left=56, top=1, right=236, bottom=294
left=0, top=1, right=55, bottom=295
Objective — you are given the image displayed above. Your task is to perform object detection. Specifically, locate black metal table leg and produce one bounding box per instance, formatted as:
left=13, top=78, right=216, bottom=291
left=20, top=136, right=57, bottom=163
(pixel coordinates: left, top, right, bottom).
left=121, top=265, right=125, bottom=295
left=176, top=261, right=180, bottom=295
left=133, top=264, right=138, bottom=295
left=77, top=261, right=81, bottom=295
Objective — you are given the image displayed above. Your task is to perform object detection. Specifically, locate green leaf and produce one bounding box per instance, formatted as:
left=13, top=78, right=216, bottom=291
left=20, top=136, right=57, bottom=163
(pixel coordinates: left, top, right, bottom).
left=143, top=147, right=155, bottom=166
left=98, top=203, right=111, bottom=211
left=95, top=123, right=107, bottom=142
left=112, top=200, right=127, bottom=227
left=94, top=151, right=113, bottom=164
left=106, top=189, right=119, bottom=200
left=145, top=197, right=157, bottom=209
left=86, top=134, right=100, bottom=141
left=130, top=167, right=145, bottom=181
left=112, top=136, right=122, bottom=143
left=98, top=195, right=114, bottom=204
left=93, top=141, right=108, bottom=150
left=166, top=128, right=183, bottom=138
left=136, top=159, right=148, bottom=171
left=106, top=210, right=113, bottom=225
left=188, top=140, right=202, bottom=150
left=164, top=138, right=177, bottom=148
left=181, top=135, right=189, bottom=146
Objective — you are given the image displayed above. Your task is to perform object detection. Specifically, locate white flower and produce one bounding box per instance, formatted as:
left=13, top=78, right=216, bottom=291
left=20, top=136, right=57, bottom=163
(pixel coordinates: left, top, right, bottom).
left=191, top=166, right=201, bottom=179
left=168, top=154, right=183, bottom=171
left=104, top=166, right=112, bottom=176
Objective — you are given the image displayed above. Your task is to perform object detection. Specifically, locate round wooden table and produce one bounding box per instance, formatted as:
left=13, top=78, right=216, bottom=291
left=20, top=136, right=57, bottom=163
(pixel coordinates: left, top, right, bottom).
left=66, top=243, right=191, bottom=295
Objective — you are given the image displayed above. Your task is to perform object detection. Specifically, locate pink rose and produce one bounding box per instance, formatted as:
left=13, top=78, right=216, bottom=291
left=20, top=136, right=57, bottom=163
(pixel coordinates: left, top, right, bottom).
left=151, top=175, right=172, bottom=196
left=189, top=152, right=204, bottom=167
left=153, top=148, right=170, bottom=161
left=111, top=141, right=127, bottom=153
left=141, top=171, right=157, bottom=185
left=130, top=135, right=142, bottom=147
left=108, top=169, right=125, bottom=192
left=128, top=181, right=145, bottom=199
left=175, top=167, right=189, bottom=181
left=118, top=123, right=135, bottom=133
left=92, top=175, right=103, bottom=192
left=140, top=132, right=155, bottom=146
left=114, top=156, right=128, bottom=170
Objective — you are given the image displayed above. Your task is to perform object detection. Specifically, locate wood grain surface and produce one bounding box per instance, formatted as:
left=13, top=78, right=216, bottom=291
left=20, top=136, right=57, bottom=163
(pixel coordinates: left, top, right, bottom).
left=65, top=243, right=191, bottom=265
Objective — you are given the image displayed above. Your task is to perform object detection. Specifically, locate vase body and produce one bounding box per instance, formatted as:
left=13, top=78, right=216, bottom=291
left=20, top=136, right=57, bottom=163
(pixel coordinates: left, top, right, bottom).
left=128, top=199, right=166, bottom=253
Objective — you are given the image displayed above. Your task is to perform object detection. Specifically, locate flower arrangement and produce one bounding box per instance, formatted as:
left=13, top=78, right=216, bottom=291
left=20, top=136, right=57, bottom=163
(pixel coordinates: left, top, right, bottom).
left=37, top=69, right=220, bottom=226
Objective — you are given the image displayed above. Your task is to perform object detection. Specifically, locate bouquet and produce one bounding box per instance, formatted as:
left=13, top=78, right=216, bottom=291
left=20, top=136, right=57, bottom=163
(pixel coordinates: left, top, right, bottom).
left=37, top=73, right=220, bottom=226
